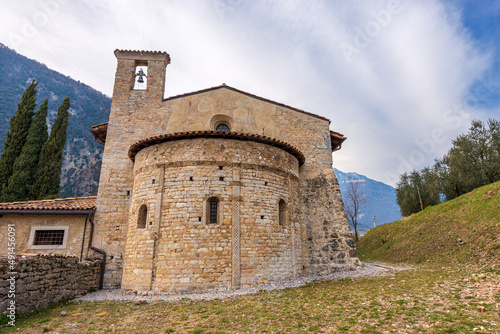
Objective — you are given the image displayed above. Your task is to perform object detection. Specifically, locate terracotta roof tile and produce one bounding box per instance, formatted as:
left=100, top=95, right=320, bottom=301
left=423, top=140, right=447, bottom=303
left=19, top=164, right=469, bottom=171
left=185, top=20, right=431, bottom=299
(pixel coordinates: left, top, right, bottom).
left=114, top=49, right=171, bottom=63
left=129, top=130, right=306, bottom=165
left=114, top=49, right=169, bottom=56
left=0, top=196, right=96, bottom=212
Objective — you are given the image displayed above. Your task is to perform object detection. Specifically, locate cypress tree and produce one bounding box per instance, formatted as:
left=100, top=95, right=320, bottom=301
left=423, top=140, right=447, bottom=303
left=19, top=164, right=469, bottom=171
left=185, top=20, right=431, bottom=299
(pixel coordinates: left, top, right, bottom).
left=33, top=97, right=70, bottom=199
left=0, top=80, right=37, bottom=200
left=2, top=99, right=49, bottom=201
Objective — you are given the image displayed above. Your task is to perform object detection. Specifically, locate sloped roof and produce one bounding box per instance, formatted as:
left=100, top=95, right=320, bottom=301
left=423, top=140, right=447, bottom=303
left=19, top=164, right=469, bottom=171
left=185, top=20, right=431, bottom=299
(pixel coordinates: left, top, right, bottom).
left=90, top=84, right=346, bottom=152
left=129, top=130, right=306, bottom=165
left=163, top=84, right=330, bottom=121
left=0, top=196, right=96, bottom=214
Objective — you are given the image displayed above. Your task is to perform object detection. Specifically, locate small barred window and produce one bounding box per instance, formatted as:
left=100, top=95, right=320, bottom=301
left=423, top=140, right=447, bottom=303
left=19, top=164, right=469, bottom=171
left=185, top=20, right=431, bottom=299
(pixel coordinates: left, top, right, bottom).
left=33, top=230, right=65, bottom=245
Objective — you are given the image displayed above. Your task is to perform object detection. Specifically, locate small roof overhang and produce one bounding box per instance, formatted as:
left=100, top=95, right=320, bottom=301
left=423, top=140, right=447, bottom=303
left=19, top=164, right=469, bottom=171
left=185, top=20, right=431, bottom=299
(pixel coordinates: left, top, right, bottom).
left=0, top=197, right=96, bottom=215
left=90, top=123, right=108, bottom=145
left=330, top=131, right=347, bottom=152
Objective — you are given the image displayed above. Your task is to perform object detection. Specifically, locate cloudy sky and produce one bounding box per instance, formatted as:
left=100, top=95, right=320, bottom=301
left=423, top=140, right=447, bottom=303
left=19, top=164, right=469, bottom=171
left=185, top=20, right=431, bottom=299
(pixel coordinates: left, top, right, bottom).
left=0, top=0, right=499, bottom=186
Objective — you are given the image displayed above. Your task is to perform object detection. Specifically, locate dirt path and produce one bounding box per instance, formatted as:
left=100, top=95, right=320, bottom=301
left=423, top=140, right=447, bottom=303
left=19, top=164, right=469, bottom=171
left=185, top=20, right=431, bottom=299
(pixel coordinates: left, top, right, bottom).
left=76, top=261, right=417, bottom=303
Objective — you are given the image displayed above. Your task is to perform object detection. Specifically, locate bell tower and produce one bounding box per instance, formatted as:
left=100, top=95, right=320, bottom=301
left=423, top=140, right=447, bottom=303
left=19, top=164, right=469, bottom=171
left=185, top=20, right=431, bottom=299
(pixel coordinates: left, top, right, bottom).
left=112, top=49, right=170, bottom=102
left=93, top=50, right=170, bottom=288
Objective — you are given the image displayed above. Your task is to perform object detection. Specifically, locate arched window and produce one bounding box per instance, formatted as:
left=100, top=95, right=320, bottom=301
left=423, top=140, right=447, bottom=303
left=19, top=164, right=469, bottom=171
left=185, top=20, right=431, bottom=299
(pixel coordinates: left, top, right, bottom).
left=279, top=199, right=287, bottom=226
left=207, top=197, right=219, bottom=224
left=210, top=114, right=233, bottom=132
left=215, top=122, right=230, bottom=131
left=137, top=204, right=147, bottom=229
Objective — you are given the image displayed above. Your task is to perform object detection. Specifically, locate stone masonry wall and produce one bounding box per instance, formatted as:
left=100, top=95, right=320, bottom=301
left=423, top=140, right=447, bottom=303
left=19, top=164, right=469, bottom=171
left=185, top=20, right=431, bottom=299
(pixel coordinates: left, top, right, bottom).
left=94, top=52, right=171, bottom=288
left=164, top=88, right=360, bottom=274
left=121, top=138, right=300, bottom=293
left=0, top=255, right=101, bottom=315
left=96, top=50, right=359, bottom=289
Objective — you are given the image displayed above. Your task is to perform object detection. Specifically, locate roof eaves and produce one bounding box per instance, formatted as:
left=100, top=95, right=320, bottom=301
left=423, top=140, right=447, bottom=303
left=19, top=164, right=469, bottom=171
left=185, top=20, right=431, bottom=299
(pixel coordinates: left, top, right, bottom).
left=0, top=209, right=94, bottom=215
left=128, top=130, right=306, bottom=166
left=0, top=196, right=97, bottom=213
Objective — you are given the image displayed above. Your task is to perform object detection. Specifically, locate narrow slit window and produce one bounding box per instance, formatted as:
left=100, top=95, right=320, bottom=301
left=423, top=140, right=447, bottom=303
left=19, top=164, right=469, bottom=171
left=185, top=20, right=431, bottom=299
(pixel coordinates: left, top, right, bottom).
left=137, top=204, right=147, bottom=229
left=279, top=199, right=287, bottom=226
left=208, top=197, right=219, bottom=224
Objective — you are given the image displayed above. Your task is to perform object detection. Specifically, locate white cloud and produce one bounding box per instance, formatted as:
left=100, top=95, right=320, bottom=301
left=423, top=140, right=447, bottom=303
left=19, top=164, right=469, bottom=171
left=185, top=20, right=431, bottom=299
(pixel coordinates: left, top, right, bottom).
left=0, top=0, right=495, bottom=185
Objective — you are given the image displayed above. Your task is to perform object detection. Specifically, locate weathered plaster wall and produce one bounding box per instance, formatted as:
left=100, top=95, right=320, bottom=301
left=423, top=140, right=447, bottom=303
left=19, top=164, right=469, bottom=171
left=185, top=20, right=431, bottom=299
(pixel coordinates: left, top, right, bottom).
left=0, top=214, right=90, bottom=258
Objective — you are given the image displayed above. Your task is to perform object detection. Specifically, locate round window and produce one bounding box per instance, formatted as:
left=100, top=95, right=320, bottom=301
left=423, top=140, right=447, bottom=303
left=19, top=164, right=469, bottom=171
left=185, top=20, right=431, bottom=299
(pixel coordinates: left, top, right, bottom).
left=216, top=123, right=230, bottom=131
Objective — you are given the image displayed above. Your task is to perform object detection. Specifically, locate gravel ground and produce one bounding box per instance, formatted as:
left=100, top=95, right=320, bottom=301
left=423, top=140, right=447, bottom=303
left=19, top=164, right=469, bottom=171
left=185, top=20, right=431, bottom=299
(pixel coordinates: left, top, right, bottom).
left=75, top=262, right=416, bottom=303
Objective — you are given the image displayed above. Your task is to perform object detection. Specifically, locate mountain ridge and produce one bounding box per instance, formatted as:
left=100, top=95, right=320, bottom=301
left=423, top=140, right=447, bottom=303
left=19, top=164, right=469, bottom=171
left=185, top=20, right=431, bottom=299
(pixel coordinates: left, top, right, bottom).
left=0, top=43, right=111, bottom=197
left=334, top=168, right=402, bottom=233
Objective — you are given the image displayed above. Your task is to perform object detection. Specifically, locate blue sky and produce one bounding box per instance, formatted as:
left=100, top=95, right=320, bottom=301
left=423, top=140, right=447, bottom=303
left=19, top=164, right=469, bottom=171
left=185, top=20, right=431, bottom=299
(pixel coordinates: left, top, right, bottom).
left=457, top=0, right=500, bottom=108
left=0, top=0, right=498, bottom=186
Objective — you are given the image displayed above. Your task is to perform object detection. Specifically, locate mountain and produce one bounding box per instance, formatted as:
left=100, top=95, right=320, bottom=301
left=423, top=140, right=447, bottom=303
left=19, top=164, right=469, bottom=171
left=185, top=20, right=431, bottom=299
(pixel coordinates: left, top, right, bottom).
left=0, top=44, right=111, bottom=198
left=334, top=168, right=402, bottom=234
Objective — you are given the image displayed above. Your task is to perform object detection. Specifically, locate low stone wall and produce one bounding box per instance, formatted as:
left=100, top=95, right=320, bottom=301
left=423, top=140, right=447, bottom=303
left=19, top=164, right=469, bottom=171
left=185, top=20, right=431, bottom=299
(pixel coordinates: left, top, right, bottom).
left=0, top=254, right=101, bottom=315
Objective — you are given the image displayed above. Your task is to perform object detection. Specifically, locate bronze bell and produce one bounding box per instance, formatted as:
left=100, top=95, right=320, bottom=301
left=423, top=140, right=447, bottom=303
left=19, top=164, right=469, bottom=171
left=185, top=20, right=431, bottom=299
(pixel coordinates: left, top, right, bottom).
left=137, top=69, right=146, bottom=83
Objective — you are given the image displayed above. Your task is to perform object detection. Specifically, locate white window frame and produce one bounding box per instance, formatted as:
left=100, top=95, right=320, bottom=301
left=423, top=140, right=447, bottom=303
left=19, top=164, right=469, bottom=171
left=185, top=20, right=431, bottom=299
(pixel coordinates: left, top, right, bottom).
left=28, top=226, right=69, bottom=250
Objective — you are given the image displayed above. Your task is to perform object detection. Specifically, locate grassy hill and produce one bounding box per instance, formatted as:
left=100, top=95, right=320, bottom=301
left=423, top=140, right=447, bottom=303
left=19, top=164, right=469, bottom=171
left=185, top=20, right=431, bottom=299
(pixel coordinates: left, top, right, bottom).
left=358, top=181, right=500, bottom=266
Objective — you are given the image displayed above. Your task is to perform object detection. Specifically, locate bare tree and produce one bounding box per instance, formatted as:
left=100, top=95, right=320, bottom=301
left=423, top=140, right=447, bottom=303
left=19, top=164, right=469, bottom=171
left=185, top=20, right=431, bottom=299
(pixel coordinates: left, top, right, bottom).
left=343, top=177, right=368, bottom=242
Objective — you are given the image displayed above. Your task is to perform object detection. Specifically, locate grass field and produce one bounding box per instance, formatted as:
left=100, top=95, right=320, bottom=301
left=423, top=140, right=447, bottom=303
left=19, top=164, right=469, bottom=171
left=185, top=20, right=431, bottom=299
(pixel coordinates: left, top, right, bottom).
left=1, top=264, right=499, bottom=333
left=1, top=182, right=499, bottom=333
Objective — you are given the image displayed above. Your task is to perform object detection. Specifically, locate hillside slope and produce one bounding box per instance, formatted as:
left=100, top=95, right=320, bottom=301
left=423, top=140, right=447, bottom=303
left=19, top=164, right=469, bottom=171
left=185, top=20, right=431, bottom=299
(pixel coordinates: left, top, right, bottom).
left=334, top=168, right=402, bottom=232
left=357, top=181, right=500, bottom=266
left=0, top=44, right=111, bottom=197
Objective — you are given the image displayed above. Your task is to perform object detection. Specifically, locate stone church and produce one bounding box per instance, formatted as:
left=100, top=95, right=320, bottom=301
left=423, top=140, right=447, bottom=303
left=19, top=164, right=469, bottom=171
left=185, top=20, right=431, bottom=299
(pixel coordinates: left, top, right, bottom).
left=0, top=49, right=360, bottom=294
